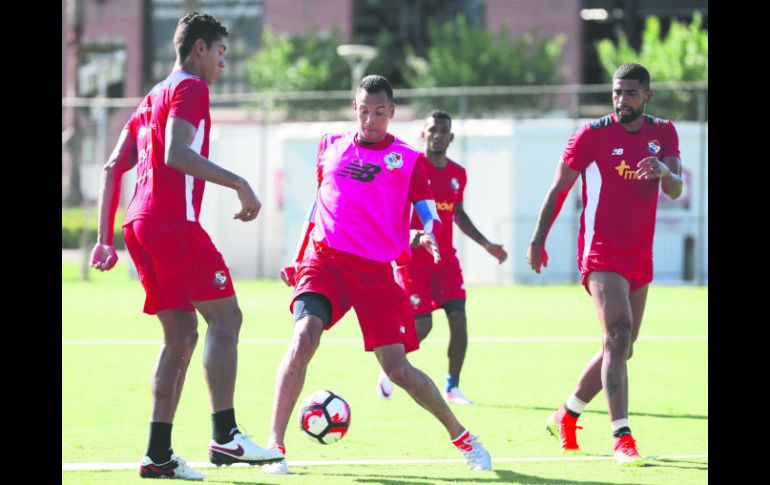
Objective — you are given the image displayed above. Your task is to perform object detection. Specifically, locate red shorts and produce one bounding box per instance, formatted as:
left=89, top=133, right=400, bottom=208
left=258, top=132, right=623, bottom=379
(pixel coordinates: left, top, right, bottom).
left=403, top=257, right=466, bottom=316
left=579, top=253, right=653, bottom=294
left=291, top=241, right=419, bottom=353
left=123, top=218, right=235, bottom=315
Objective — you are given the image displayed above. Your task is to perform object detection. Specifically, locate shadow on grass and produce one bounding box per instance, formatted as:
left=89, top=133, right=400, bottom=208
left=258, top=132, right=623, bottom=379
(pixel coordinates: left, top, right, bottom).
left=646, top=457, right=708, bottom=471
left=267, top=468, right=647, bottom=485
left=475, top=403, right=708, bottom=421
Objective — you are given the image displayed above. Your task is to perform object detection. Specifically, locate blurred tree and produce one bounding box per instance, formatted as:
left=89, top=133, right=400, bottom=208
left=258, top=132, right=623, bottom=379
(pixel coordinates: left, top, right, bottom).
left=245, top=29, right=351, bottom=119
left=596, top=13, right=708, bottom=121
left=402, top=15, right=565, bottom=116
left=246, top=29, right=350, bottom=92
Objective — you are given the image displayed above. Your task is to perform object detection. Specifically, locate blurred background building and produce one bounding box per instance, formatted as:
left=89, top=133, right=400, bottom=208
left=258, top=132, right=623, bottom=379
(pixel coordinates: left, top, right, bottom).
left=62, top=0, right=708, bottom=285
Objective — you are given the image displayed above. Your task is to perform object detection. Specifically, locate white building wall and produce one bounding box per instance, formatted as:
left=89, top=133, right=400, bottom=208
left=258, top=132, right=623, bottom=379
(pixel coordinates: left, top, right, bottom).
left=186, top=116, right=707, bottom=285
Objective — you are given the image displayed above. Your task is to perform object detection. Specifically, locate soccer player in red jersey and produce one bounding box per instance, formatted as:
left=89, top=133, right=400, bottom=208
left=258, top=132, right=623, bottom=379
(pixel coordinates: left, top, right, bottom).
left=89, top=12, right=283, bottom=480
left=527, top=63, right=683, bottom=465
left=377, top=110, right=508, bottom=405
left=262, top=76, right=492, bottom=475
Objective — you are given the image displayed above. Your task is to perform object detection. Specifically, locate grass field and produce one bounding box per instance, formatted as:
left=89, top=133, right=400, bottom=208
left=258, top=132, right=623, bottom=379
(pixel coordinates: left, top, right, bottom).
left=62, top=259, right=707, bottom=484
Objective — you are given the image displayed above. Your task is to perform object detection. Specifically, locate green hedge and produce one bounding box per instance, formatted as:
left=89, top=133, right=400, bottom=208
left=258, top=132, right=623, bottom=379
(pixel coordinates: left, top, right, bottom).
left=62, top=208, right=125, bottom=249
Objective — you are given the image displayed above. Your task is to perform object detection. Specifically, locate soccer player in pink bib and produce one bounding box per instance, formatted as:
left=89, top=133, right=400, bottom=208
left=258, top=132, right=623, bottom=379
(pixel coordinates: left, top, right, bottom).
left=376, top=110, right=508, bottom=405
left=262, top=76, right=491, bottom=475
left=89, top=12, right=283, bottom=480
left=527, top=63, right=683, bottom=466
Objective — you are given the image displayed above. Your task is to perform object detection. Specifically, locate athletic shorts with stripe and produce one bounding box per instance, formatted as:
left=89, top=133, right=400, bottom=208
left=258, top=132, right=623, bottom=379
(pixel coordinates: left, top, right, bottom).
left=123, top=218, right=235, bottom=315
left=291, top=241, right=420, bottom=353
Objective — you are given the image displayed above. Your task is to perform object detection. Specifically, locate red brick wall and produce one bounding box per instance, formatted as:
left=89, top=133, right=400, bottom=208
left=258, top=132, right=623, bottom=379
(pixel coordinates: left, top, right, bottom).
left=263, top=0, right=353, bottom=42
left=80, top=0, right=145, bottom=97
left=486, top=0, right=583, bottom=84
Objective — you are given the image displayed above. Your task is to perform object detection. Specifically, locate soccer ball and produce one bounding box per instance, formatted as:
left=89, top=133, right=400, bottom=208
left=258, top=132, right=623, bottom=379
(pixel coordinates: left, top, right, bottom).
left=297, top=390, right=351, bottom=444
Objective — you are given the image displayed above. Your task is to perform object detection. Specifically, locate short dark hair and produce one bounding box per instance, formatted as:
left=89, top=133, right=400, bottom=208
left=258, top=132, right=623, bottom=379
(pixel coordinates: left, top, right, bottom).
left=358, top=75, right=393, bottom=102
left=174, top=12, right=228, bottom=61
left=427, top=109, right=452, bottom=125
left=613, top=63, right=651, bottom=90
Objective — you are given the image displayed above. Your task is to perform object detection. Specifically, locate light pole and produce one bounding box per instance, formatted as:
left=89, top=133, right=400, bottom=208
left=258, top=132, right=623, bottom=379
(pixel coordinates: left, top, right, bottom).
left=336, top=44, right=378, bottom=93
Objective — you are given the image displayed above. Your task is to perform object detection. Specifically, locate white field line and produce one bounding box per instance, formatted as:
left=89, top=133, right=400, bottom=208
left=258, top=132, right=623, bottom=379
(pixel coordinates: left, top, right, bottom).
left=62, top=335, right=707, bottom=346
left=62, top=454, right=708, bottom=471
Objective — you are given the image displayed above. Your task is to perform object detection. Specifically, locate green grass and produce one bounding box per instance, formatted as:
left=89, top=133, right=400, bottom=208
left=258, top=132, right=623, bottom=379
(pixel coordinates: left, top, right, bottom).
left=62, top=260, right=707, bottom=484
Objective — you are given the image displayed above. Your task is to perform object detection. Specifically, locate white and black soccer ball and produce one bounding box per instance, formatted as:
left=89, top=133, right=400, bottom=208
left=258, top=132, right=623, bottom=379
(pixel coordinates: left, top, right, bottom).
left=297, top=390, right=351, bottom=444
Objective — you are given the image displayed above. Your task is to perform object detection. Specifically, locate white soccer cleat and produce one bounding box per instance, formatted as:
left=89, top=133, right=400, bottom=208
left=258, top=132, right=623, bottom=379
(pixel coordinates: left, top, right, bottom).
left=261, top=459, right=289, bottom=475
left=454, top=432, right=492, bottom=471
left=446, top=386, right=474, bottom=405
left=139, top=454, right=207, bottom=480
left=377, top=370, right=394, bottom=400
left=208, top=433, right=285, bottom=466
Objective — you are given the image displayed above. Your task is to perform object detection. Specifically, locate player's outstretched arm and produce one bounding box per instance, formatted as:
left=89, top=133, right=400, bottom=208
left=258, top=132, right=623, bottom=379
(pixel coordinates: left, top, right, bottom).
left=527, top=160, right=580, bottom=274
left=454, top=202, right=508, bottom=264
left=90, top=129, right=138, bottom=272
left=165, top=116, right=261, bottom=221
left=636, top=155, right=683, bottom=199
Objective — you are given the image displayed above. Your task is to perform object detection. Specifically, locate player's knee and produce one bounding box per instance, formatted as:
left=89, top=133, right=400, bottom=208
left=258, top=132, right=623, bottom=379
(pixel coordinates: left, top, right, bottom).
left=186, top=330, right=199, bottom=350
left=289, top=326, right=321, bottom=361
left=206, top=305, right=243, bottom=337
left=383, top=360, right=411, bottom=387
left=603, top=324, right=632, bottom=354
left=165, top=330, right=199, bottom=356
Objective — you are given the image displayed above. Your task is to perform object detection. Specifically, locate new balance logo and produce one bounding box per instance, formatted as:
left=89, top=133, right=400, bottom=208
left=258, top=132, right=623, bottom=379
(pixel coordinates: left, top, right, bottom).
left=337, top=160, right=382, bottom=182
left=611, top=148, right=624, bottom=155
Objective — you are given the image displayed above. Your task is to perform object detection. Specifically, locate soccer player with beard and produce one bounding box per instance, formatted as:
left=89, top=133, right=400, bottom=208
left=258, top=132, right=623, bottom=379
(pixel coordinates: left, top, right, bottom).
left=526, top=63, right=683, bottom=465
left=376, top=110, right=508, bottom=405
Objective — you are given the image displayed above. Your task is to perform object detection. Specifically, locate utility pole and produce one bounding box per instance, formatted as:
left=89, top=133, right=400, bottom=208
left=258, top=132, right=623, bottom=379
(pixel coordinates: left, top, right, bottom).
left=63, top=0, right=83, bottom=207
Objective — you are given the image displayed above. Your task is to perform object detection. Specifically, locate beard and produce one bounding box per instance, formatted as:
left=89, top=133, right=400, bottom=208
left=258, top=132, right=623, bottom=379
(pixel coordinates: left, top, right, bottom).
left=616, top=105, right=644, bottom=123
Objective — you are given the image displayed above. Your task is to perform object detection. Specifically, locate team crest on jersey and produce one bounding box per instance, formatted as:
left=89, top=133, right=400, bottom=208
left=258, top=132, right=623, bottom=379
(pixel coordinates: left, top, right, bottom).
left=451, top=178, right=460, bottom=191
left=647, top=140, right=661, bottom=155
left=410, top=294, right=421, bottom=308
left=213, top=270, right=228, bottom=288
left=384, top=152, right=403, bottom=170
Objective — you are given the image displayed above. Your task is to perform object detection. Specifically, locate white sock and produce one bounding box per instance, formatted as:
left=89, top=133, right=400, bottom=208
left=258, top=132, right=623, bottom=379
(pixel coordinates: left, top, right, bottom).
left=565, top=394, right=587, bottom=414
left=611, top=418, right=630, bottom=433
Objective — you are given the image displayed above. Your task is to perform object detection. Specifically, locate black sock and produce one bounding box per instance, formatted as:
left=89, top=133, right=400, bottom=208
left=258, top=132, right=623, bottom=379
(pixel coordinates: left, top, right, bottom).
left=146, top=422, right=173, bottom=464
left=564, top=404, right=581, bottom=419
left=212, top=408, right=238, bottom=444
left=613, top=426, right=632, bottom=438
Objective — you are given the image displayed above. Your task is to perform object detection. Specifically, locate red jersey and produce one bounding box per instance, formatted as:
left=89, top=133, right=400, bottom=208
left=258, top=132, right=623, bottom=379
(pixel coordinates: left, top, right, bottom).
left=563, top=113, right=680, bottom=261
left=409, top=158, right=467, bottom=267
left=124, top=70, right=212, bottom=225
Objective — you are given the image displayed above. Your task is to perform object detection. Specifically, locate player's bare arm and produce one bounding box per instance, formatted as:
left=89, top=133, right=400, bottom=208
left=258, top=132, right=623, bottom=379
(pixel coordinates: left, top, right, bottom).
left=166, top=116, right=261, bottom=221
left=454, top=202, right=508, bottom=264
left=90, top=129, right=138, bottom=272
left=635, top=155, right=683, bottom=199
left=528, top=160, right=581, bottom=273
